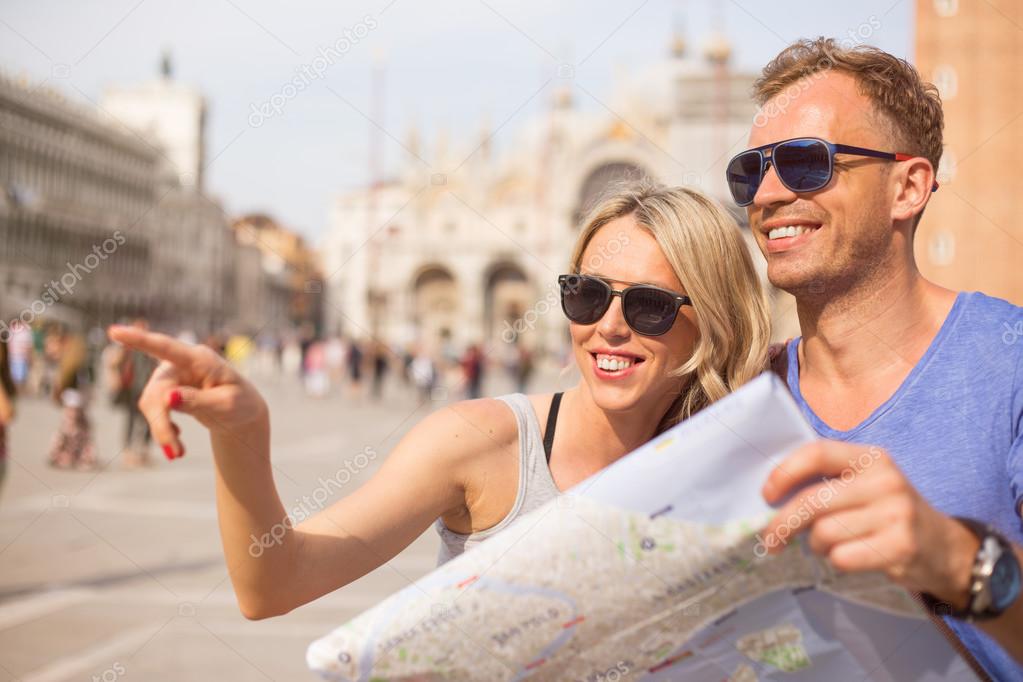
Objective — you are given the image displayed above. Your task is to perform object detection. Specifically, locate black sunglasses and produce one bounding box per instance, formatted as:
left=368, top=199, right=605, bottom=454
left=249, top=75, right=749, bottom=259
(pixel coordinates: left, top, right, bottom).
left=558, top=274, right=692, bottom=337
left=725, top=136, right=940, bottom=207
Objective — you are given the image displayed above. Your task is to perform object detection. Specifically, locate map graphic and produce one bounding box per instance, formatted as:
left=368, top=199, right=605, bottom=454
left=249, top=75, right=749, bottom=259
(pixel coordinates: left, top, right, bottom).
left=307, top=373, right=978, bottom=681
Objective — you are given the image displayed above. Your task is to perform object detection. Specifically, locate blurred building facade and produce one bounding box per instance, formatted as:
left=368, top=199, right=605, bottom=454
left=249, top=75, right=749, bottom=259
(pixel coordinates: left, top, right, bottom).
left=100, top=62, right=235, bottom=336
left=231, top=213, right=324, bottom=336
left=0, top=60, right=320, bottom=340
left=0, top=71, right=161, bottom=329
left=915, top=0, right=1023, bottom=305
left=101, top=53, right=207, bottom=189
left=322, top=32, right=793, bottom=354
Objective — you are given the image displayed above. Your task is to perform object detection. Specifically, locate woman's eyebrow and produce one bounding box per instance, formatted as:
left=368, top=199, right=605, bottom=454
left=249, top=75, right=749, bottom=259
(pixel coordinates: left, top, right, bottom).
left=582, top=271, right=673, bottom=289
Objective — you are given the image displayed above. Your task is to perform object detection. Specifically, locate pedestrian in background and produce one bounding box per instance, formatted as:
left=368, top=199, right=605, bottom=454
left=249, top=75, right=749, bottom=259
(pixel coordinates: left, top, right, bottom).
left=324, top=334, right=346, bottom=391
left=0, top=335, right=16, bottom=495
left=114, top=319, right=157, bottom=467
left=409, top=345, right=436, bottom=401
left=461, top=344, right=483, bottom=399
left=514, top=343, right=533, bottom=394
left=7, top=320, right=32, bottom=394
left=47, top=326, right=96, bottom=470
left=346, top=338, right=364, bottom=399
left=370, top=341, right=389, bottom=400
left=303, top=339, right=329, bottom=397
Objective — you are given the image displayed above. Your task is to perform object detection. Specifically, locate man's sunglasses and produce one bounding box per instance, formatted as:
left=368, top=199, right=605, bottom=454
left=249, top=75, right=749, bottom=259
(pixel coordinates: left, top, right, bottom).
left=725, top=136, right=939, bottom=207
left=558, top=274, right=692, bottom=337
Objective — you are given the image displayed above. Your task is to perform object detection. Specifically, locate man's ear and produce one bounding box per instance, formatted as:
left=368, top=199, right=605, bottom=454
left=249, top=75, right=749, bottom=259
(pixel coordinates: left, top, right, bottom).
left=891, top=157, right=936, bottom=223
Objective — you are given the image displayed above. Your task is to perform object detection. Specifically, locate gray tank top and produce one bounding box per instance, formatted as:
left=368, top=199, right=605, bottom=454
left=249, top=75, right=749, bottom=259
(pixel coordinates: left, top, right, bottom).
left=434, top=393, right=562, bottom=565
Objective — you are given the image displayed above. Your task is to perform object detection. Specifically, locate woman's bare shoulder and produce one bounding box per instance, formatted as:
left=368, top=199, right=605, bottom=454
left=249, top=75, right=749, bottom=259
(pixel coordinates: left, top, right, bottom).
left=524, top=392, right=557, bottom=429
left=408, top=397, right=520, bottom=465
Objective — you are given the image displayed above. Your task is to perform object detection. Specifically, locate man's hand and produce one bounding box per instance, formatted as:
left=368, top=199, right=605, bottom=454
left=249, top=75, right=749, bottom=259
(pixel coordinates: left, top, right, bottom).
left=760, top=440, right=979, bottom=608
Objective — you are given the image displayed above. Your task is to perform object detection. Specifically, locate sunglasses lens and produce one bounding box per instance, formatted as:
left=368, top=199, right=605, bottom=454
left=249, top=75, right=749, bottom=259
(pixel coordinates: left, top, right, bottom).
left=726, top=152, right=763, bottom=206
left=560, top=275, right=609, bottom=325
left=775, top=139, right=832, bottom=191
left=623, top=287, right=678, bottom=336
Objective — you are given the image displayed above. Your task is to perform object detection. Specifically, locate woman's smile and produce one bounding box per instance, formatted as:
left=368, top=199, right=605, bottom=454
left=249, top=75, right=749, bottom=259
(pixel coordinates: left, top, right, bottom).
left=589, top=350, right=646, bottom=380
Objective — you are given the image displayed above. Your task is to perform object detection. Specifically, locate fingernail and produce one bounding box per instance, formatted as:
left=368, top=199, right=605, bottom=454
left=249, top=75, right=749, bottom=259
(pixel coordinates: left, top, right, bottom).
left=163, top=444, right=176, bottom=461
left=168, top=389, right=182, bottom=410
left=177, top=446, right=185, bottom=459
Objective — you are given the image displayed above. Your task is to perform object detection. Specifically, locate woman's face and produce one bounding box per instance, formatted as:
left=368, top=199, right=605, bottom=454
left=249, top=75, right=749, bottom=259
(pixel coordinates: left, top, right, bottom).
left=570, top=215, right=699, bottom=417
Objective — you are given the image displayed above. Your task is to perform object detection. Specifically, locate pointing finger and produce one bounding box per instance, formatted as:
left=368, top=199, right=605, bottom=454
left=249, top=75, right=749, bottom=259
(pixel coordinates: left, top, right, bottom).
left=108, top=325, right=195, bottom=367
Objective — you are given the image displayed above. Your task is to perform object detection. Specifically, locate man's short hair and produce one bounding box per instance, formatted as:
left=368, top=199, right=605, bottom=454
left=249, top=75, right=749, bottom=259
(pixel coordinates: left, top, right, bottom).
left=753, top=37, right=944, bottom=174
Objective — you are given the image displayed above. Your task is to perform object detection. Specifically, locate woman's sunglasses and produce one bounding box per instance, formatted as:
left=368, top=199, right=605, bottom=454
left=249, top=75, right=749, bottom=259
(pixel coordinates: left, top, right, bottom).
left=558, top=274, right=692, bottom=337
left=725, top=136, right=939, bottom=207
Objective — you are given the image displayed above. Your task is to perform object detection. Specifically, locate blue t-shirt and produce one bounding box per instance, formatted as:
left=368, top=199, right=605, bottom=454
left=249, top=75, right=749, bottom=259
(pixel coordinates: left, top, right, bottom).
left=785, top=291, right=1023, bottom=681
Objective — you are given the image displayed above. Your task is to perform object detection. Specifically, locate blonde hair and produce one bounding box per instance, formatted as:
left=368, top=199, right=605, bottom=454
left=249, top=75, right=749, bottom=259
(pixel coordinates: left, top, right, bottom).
left=569, top=181, right=770, bottom=431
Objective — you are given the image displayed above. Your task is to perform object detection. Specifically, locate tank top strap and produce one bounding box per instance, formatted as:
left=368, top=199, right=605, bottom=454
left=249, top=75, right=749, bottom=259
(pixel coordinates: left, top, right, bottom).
left=542, top=391, right=563, bottom=463
left=434, top=393, right=560, bottom=565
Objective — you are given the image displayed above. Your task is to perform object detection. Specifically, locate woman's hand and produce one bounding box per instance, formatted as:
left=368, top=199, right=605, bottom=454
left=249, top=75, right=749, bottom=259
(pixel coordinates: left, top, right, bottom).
left=109, top=325, right=497, bottom=620
left=107, top=324, right=268, bottom=458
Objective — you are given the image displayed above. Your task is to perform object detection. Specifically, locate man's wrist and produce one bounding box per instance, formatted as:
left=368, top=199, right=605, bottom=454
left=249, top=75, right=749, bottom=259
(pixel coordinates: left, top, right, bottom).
left=932, top=516, right=981, bottom=610
left=922, top=516, right=1023, bottom=622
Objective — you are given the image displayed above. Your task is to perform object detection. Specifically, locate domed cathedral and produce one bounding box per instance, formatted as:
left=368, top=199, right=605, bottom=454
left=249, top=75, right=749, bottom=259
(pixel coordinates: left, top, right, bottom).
left=321, top=26, right=797, bottom=359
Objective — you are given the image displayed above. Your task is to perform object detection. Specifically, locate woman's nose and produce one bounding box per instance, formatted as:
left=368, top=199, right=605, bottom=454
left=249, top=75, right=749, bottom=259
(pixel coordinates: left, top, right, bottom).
left=596, top=295, right=630, bottom=339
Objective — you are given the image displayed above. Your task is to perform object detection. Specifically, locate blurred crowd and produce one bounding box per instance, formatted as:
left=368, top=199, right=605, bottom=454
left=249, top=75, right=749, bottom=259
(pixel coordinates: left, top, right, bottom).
left=0, top=318, right=539, bottom=491
left=240, top=326, right=535, bottom=404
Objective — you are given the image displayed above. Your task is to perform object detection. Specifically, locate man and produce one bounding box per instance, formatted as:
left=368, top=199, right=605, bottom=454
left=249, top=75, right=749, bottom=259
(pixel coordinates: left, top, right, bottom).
left=728, top=38, right=1023, bottom=679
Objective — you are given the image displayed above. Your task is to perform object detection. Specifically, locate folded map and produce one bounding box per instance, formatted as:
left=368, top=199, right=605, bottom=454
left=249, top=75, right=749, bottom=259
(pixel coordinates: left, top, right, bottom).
left=307, top=373, right=976, bottom=681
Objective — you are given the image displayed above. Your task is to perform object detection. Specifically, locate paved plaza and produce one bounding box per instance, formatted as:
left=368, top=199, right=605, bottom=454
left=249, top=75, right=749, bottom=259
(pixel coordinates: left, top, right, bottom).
left=0, top=366, right=567, bottom=681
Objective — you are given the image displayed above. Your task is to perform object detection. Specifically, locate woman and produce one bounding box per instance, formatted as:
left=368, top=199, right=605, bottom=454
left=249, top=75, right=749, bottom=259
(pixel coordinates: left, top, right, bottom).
left=107, top=182, right=770, bottom=619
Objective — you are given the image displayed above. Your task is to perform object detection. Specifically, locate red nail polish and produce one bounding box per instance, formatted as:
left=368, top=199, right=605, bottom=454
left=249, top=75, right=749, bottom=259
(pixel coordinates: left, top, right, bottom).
left=163, top=444, right=176, bottom=460
left=168, top=389, right=182, bottom=410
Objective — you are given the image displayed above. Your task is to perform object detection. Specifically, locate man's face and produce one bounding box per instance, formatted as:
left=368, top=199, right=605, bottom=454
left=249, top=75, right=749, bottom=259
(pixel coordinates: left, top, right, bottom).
left=745, top=71, right=896, bottom=294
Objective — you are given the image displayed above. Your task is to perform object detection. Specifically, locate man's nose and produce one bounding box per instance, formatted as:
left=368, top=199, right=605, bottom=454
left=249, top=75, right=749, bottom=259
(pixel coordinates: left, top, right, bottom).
left=753, top=161, right=798, bottom=208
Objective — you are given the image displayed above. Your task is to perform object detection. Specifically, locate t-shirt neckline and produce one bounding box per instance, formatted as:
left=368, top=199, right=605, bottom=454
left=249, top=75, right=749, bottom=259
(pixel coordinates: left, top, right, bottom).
left=786, top=291, right=968, bottom=439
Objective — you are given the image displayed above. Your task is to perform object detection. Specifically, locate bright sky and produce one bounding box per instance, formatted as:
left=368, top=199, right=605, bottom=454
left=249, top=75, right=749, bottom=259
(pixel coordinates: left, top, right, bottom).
left=0, top=0, right=913, bottom=243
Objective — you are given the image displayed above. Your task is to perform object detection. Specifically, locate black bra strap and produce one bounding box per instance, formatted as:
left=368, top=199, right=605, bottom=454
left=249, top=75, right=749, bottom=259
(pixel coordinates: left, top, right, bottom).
left=543, top=392, right=563, bottom=463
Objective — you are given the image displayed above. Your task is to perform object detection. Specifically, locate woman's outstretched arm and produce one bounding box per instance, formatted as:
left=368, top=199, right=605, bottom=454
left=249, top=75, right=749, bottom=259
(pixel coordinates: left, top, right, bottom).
left=107, top=326, right=490, bottom=620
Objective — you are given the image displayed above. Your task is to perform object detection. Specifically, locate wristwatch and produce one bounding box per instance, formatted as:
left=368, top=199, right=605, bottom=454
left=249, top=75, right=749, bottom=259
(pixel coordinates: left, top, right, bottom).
left=922, top=516, right=1022, bottom=622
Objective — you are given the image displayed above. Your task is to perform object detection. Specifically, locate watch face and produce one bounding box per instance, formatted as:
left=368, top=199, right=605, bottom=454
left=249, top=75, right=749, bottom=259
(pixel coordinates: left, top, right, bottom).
left=990, top=551, right=1022, bottom=613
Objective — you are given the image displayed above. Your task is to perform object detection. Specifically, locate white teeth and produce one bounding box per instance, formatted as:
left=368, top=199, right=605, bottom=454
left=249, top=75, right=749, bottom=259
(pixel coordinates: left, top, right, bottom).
left=768, top=225, right=817, bottom=240
left=595, top=354, right=635, bottom=371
